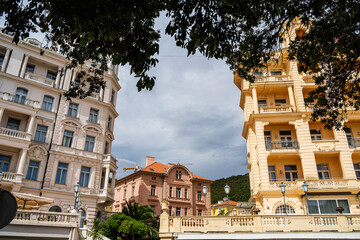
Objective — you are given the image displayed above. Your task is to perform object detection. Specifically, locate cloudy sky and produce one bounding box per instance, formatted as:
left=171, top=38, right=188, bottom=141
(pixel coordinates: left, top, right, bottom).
left=112, top=16, right=248, bottom=181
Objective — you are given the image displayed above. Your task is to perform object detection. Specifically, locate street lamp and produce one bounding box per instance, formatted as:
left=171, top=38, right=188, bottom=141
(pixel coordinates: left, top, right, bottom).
left=202, top=185, right=208, bottom=216
left=224, top=183, right=230, bottom=215
left=280, top=182, right=287, bottom=215
left=302, top=181, right=309, bottom=214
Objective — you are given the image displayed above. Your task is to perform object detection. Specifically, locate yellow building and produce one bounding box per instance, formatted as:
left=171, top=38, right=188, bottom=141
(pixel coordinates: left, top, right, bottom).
left=233, top=23, right=360, bottom=216
left=211, top=200, right=237, bottom=216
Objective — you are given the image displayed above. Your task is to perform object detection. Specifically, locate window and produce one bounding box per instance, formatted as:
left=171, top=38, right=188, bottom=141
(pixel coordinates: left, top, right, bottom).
left=104, top=142, right=109, bottom=154
left=169, top=187, right=173, bottom=197
left=84, top=135, right=95, bottom=152
left=6, top=118, right=20, bottom=130
left=345, top=128, right=354, bottom=147
left=169, top=206, right=172, bottom=216
left=258, top=99, right=267, bottom=107
left=271, top=70, right=282, bottom=76
left=49, top=206, right=62, bottom=212
left=55, top=162, right=68, bottom=184
left=184, top=189, right=188, bottom=199
left=107, top=116, right=112, bottom=130
left=197, top=210, right=202, bottom=216
left=46, top=70, right=57, bottom=80
left=41, top=95, right=54, bottom=112
left=280, top=130, right=293, bottom=148
left=264, top=131, right=272, bottom=150
left=132, top=186, right=135, bottom=196
left=111, top=90, right=115, bottom=104
left=152, top=177, right=156, bottom=180
left=176, top=170, right=182, bottom=179
left=62, top=130, right=74, bottom=147
left=184, top=208, right=188, bottom=216
left=197, top=191, right=202, bottom=201
left=0, top=154, right=11, bottom=172
left=284, top=165, right=298, bottom=181
left=80, top=209, right=86, bottom=228
left=317, top=164, right=330, bottom=179
left=354, top=163, right=360, bottom=180
left=25, top=64, right=35, bottom=73
left=275, top=204, right=296, bottom=214
left=308, top=199, right=350, bottom=214
left=254, top=71, right=263, bottom=77
left=0, top=54, right=4, bottom=68
left=14, top=88, right=28, bottom=105
left=275, top=99, right=287, bottom=106
left=176, top=188, right=181, bottom=198
left=310, top=129, right=322, bottom=141
left=79, top=166, right=91, bottom=187
left=176, top=207, right=181, bottom=216
left=68, top=102, right=78, bottom=117
left=34, top=125, right=48, bottom=142
left=124, top=189, right=127, bottom=199
left=151, top=185, right=156, bottom=196
left=89, top=108, right=99, bottom=123
left=268, top=165, right=276, bottom=182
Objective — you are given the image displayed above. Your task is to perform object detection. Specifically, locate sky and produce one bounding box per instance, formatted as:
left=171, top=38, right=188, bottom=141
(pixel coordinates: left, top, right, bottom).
left=1, top=15, right=248, bottom=181
left=112, top=16, right=248, bottom=181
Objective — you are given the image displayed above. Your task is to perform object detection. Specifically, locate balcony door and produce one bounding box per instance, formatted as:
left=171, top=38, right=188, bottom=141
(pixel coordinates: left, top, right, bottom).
left=264, top=131, right=272, bottom=150
left=280, top=130, right=293, bottom=148
left=0, top=154, right=11, bottom=172
left=345, top=128, right=354, bottom=147
left=284, top=165, right=298, bottom=181
left=15, top=87, right=28, bottom=105
left=317, top=164, right=330, bottom=179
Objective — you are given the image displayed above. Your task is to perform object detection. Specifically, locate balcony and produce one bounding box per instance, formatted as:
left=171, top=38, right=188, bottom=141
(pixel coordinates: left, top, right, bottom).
left=260, top=106, right=293, bottom=113
left=12, top=210, right=78, bottom=227
left=0, top=127, right=31, bottom=141
left=254, top=75, right=291, bottom=83
left=0, top=172, right=23, bottom=184
left=161, top=214, right=360, bottom=235
left=268, top=179, right=355, bottom=192
left=0, top=92, right=40, bottom=108
left=24, top=72, right=55, bottom=87
left=99, top=188, right=114, bottom=203
left=265, top=140, right=299, bottom=151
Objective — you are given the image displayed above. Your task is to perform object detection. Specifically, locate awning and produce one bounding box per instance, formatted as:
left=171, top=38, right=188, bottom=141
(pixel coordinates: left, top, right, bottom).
left=12, top=192, right=54, bottom=210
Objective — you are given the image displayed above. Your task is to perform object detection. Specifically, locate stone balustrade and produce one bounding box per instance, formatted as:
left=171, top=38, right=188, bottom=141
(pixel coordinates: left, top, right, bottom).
left=1, top=172, right=23, bottom=183
left=267, top=179, right=356, bottom=191
left=160, top=214, right=360, bottom=236
left=260, top=105, right=292, bottom=113
left=254, top=75, right=291, bottom=82
left=24, top=72, right=55, bottom=87
left=12, top=210, right=79, bottom=227
left=0, top=92, right=40, bottom=108
left=0, top=127, right=32, bottom=141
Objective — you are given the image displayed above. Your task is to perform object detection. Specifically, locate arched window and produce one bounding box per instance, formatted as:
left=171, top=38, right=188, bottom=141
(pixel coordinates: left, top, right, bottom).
left=80, top=209, right=86, bottom=228
left=275, top=204, right=296, bottom=214
left=49, top=205, right=62, bottom=212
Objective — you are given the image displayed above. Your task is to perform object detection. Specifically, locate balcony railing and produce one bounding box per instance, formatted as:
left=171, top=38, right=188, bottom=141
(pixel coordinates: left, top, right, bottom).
left=268, top=179, right=353, bottom=191
left=12, top=210, right=78, bottom=227
left=24, top=72, right=55, bottom=87
left=265, top=140, right=299, bottom=150
left=348, top=138, right=360, bottom=148
left=254, top=75, right=291, bottom=82
left=0, top=92, right=40, bottom=108
left=0, top=127, right=31, bottom=141
left=0, top=172, right=23, bottom=183
left=260, top=106, right=292, bottom=113
left=161, top=214, right=360, bottom=235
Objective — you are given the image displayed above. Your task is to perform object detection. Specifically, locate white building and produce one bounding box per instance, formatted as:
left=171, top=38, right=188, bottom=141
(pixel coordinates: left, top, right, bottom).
left=0, top=30, right=120, bottom=233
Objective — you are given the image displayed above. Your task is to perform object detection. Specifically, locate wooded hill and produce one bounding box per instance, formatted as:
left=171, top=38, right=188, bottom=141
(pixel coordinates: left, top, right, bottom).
left=211, top=174, right=251, bottom=204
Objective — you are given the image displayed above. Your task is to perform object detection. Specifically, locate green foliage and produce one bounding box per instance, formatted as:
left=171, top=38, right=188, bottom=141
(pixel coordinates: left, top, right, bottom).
left=211, top=174, right=250, bottom=204
left=88, top=218, right=102, bottom=240
left=1, top=0, right=359, bottom=127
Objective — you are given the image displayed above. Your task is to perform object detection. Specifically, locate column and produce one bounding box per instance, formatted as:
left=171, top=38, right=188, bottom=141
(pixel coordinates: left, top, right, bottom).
left=103, top=166, right=110, bottom=190
left=27, top=115, right=36, bottom=135
left=99, top=86, right=104, bottom=102
left=19, top=54, right=29, bottom=78
left=0, top=107, right=4, bottom=123
left=111, top=171, right=116, bottom=192
left=1, top=48, right=11, bottom=72
left=252, top=87, right=259, bottom=114
left=17, top=149, right=28, bottom=174
left=254, top=121, right=269, bottom=188
left=287, top=85, right=296, bottom=111
left=55, top=66, right=62, bottom=88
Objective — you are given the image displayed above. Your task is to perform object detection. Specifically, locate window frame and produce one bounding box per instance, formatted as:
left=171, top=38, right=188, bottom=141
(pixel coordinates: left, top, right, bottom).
left=0, top=154, right=11, bottom=172
left=354, top=163, right=360, bottom=180
left=55, top=162, right=68, bottom=184
left=84, top=135, right=95, bottom=152
left=79, top=166, right=91, bottom=187
left=62, top=130, right=74, bottom=147
left=68, top=102, right=79, bottom=117
left=310, top=129, right=322, bottom=141
left=151, top=185, right=156, bottom=196
left=197, top=191, right=202, bottom=201
left=307, top=199, right=351, bottom=214
left=176, top=187, right=181, bottom=198
left=169, top=187, right=173, bottom=197
left=26, top=160, right=40, bottom=181
left=317, top=164, right=331, bottom=179
left=284, top=164, right=298, bottom=181
left=34, top=125, right=48, bottom=143
left=268, top=165, right=276, bottom=182
left=41, top=95, right=54, bottom=112
left=89, top=108, right=99, bottom=123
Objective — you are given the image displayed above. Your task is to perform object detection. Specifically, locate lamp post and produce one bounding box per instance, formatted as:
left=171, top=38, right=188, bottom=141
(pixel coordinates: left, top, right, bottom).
left=224, top=183, right=230, bottom=215
left=202, top=185, right=208, bottom=216
left=302, top=181, right=308, bottom=214
left=73, top=183, right=81, bottom=213
left=280, top=182, right=286, bottom=215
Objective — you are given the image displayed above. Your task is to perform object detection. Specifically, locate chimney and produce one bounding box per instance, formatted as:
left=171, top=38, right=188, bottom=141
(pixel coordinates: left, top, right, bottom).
left=146, top=156, right=155, bottom=166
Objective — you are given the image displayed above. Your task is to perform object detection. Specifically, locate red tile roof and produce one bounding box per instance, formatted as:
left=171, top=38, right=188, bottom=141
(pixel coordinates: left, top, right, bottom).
left=141, top=162, right=212, bottom=181
left=211, top=200, right=238, bottom=207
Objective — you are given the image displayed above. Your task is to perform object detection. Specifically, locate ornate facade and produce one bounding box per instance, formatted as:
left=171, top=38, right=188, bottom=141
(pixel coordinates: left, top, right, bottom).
left=0, top=31, right=119, bottom=227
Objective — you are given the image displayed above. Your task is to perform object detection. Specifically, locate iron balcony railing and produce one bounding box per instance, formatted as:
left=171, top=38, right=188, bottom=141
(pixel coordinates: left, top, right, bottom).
left=266, top=140, right=299, bottom=150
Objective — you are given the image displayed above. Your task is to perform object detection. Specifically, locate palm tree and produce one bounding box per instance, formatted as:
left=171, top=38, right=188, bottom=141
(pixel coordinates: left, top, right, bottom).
left=122, top=201, right=159, bottom=239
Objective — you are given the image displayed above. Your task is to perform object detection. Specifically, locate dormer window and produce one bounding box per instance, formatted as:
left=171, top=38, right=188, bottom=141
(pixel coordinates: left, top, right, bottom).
left=176, top=170, right=182, bottom=179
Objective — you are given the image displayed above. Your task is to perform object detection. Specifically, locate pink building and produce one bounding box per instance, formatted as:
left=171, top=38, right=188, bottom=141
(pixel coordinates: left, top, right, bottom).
left=113, top=156, right=213, bottom=216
